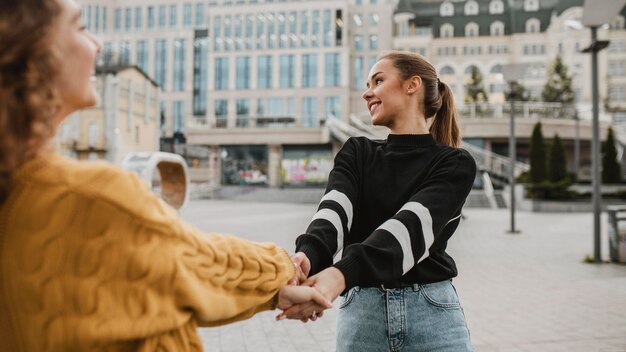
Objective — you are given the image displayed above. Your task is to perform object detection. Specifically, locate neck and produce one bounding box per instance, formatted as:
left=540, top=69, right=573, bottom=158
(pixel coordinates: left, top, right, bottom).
left=389, top=113, right=429, bottom=135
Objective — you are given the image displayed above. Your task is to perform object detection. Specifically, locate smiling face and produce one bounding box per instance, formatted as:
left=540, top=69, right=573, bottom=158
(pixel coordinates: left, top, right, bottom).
left=362, top=58, right=418, bottom=130
left=51, top=0, right=101, bottom=119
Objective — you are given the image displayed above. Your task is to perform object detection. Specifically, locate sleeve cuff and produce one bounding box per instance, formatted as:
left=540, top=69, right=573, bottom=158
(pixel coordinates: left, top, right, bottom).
left=333, top=255, right=362, bottom=291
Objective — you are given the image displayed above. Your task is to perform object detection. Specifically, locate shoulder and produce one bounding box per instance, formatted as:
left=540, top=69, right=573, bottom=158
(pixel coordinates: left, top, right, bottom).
left=433, top=145, right=477, bottom=176
left=36, top=155, right=175, bottom=221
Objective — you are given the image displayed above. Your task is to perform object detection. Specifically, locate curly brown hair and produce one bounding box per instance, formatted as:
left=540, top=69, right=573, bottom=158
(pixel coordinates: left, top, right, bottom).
left=0, top=0, right=62, bottom=203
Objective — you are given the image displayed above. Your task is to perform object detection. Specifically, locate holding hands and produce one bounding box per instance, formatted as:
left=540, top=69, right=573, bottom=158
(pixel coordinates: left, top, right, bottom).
left=276, top=252, right=346, bottom=323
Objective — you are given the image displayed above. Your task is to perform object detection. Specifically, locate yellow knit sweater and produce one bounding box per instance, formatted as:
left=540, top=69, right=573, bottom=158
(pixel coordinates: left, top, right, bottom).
left=0, top=154, right=295, bottom=352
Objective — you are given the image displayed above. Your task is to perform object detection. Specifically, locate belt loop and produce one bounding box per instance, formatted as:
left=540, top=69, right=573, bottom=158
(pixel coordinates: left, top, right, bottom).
left=412, top=283, right=420, bottom=292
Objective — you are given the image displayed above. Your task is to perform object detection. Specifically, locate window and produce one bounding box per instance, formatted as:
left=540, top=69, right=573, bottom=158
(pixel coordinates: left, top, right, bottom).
left=215, top=57, right=229, bottom=90
left=523, top=43, right=545, bottom=55
left=489, top=0, right=504, bottom=14
left=136, top=40, right=148, bottom=73
left=324, top=53, right=340, bottom=87
left=173, top=39, right=186, bottom=91
left=490, top=21, right=504, bottom=36
left=608, top=61, right=626, bottom=76
left=193, top=35, right=208, bottom=116
left=465, top=22, right=479, bottom=37
left=325, top=96, right=340, bottom=119
left=268, top=98, right=285, bottom=117
left=256, top=14, right=265, bottom=50
left=236, top=56, right=250, bottom=89
left=267, top=13, right=275, bottom=49
left=257, top=56, right=272, bottom=89
left=173, top=101, right=184, bottom=133
left=246, top=15, right=254, bottom=50
left=94, top=6, right=99, bottom=33
left=278, top=12, right=287, bottom=48
left=302, top=54, right=318, bottom=88
left=236, top=99, right=249, bottom=127
left=369, top=35, right=378, bottom=50
left=214, top=16, right=222, bottom=51
left=147, top=6, right=155, bottom=29
left=302, top=97, right=318, bottom=127
left=526, top=18, right=540, bottom=33
left=195, top=3, right=205, bottom=27
left=280, top=55, right=295, bottom=88
left=183, top=3, right=192, bottom=27
left=440, top=1, right=454, bottom=17
left=353, top=56, right=364, bottom=89
left=215, top=99, right=228, bottom=127
left=169, top=4, right=177, bottom=28
left=354, top=35, right=363, bottom=51
left=158, top=5, right=166, bottom=28
left=224, top=15, right=232, bottom=51
left=114, top=8, right=121, bottom=32
left=439, top=65, right=455, bottom=75
left=369, top=13, right=379, bottom=26
left=125, top=8, right=131, bottom=31
left=463, top=45, right=481, bottom=55
left=524, top=0, right=539, bottom=11
left=312, top=10, right=320, bottom=47
left=323, top=10, right=332, bottom=47
left=102, top=7, right=107, bottom=33
left=488, top=64, right=502, bottom=74
left=135, top=7, right=142, bottom=31
left=464, top=0, right=478, bottom=15
left=155, top=40, right=167, bottom=88
left=119, top=41, right=130, bottom=65
left=300, top=10, right=309, bottom=47
left=440, top=23, right=454, bottom=38
left=353, top=14, right=363, bottom=27
left=289, top=11, right=297, bottom=48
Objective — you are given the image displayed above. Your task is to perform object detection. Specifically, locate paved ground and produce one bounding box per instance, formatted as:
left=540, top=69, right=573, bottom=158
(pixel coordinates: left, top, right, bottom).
left=180, top=200, right=626, bottom=352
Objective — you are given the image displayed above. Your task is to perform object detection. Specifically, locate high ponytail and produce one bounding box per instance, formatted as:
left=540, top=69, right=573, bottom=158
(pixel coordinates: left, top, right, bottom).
left=378, top=51, right=462, bottom=148
left=430, top=80, right=461, bottom=147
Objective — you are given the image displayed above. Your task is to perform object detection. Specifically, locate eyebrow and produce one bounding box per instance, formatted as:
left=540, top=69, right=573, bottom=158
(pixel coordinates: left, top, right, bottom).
left=365, top=72, right=383, bottom=88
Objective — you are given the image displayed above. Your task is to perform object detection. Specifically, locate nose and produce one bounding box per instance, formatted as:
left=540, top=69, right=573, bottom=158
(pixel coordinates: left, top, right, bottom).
left=362, top=87, right=373, bottom=101
left=89, top=32, right=103, bottom=53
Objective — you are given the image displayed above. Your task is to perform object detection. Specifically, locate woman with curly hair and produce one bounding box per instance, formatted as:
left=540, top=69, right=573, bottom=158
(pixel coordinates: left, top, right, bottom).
left=0, top=0, right=330, bottom=350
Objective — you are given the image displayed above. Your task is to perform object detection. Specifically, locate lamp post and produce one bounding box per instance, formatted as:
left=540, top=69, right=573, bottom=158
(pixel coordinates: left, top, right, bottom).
left=581, top=0, right=625, bottom=262
left=502, top=63, right=528, bottom=234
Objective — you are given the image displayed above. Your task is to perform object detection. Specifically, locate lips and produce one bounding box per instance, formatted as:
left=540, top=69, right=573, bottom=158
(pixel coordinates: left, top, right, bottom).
left=369, top=101, right=380, bottom=114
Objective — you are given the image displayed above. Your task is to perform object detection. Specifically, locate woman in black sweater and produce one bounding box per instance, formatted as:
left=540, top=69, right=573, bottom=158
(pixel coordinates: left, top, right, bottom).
left=281, top=51, right=476, bottom=351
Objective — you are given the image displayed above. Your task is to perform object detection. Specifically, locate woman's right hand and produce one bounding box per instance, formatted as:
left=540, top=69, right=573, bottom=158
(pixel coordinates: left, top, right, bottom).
left=288, top=252, right=311, bottom=285
left=277, top=285, right=332, bottom=314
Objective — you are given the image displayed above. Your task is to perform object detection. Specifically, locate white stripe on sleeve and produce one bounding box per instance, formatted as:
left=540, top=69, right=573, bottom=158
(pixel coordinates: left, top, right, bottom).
left=398, top=202, right=434, bottom=263
left=378, top=219, right=414, bottom=274
left=311, top=208, right=344, bottom=256
left=320, top=190, right=354, bottom=230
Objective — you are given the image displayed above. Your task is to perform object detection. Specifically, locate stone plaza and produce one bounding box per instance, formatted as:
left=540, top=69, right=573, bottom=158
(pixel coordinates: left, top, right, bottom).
left=180, top=199, right=626, bottom=352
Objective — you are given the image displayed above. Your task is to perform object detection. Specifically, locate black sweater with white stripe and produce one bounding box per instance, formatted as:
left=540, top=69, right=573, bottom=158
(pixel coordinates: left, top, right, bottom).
left=295, top=134, right=477, bottom=290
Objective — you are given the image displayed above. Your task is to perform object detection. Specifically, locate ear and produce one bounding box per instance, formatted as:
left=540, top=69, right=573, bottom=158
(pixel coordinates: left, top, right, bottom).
left=405, top=75, right=422, bottom=95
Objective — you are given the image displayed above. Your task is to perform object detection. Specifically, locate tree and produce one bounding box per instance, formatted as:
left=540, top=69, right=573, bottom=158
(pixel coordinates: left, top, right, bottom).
left=464, top=65, right=489, bottom=104
left=602, top=127, right=622, bottom=184
left=529, top=122, right=547, bottom=183
left=542, top=55, right=575, bottom=104
left=548, top=134, right=567, bottom=182
left=505, top=82, right=531, bottom=102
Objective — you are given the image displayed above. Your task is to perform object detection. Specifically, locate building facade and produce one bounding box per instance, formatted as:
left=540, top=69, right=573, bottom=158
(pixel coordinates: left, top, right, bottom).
left=76, top=0, right=626, bottom=186
left=57, top=66, right=161, bottom=164
left=78, top=0, right=395, bottom=186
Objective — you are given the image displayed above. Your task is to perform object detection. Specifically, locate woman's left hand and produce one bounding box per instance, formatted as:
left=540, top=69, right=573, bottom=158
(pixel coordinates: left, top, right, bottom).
left=276, top=267, right=346, bottom=322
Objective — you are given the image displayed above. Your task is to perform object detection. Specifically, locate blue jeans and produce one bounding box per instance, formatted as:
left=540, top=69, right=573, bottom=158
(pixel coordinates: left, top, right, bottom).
left=336, top=280, right=473, bottom=352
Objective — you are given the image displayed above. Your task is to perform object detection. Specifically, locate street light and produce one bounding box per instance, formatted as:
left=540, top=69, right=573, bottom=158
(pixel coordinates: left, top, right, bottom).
left=502, top=63, right=528, bottom=234
left=581, top=0, right=626, bottom=262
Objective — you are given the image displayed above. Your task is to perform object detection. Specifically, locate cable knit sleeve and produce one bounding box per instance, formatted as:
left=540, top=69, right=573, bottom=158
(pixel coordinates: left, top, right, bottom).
left=2, top=160, right=295, bottom=350
left=81, top=167, right=296, bottom=330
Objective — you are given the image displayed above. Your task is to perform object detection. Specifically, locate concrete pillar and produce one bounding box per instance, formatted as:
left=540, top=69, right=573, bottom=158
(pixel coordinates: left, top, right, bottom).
left=209, top=145, right=221, bottom=186
left=268, top=144, right=283, bottom=187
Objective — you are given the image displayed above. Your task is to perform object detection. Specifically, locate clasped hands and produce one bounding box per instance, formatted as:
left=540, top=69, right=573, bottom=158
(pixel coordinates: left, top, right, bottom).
left=276, top=252, right=346, bottom=322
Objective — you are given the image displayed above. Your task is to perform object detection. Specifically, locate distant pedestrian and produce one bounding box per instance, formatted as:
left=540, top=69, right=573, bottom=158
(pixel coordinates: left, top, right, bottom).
left=0, top=0, right=330, bottom=350
left=281, top=51, right=476, bottom=351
